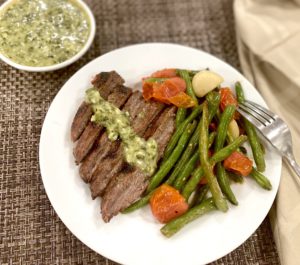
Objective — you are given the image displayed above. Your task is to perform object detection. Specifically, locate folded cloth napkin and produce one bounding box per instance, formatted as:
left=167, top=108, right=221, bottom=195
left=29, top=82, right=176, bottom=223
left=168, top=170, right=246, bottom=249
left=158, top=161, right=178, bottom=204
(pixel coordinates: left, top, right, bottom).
left=234, top=0, right=300, bottom=264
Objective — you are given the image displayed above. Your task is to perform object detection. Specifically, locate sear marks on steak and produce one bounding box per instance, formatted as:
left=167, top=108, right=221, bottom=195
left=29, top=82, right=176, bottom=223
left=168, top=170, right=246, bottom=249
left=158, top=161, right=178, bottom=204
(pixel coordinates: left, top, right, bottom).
left=92, top=71, right=118, bottom=89
left=147, top=107, right=177, bottom=159
left=70, top=102, right=93, bottom=142
left=131, top=99, right=165, bottom=136
left=90, top=149, right=123, bottom=199
left=89, top=98, right=165, bottom=199
left=71, top=71, right=124, bottom=142
left=73, top=85, right=132, bottom=163
left=79, top=91, right=146, bottom=183
left=101, top=106, right=176, bottom=222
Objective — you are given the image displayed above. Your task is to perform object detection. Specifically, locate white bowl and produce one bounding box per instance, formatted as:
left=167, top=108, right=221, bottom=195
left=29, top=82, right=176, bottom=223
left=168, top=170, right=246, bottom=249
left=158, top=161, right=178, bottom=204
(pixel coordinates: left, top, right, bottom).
left=0, top=0, right=96, bottom=72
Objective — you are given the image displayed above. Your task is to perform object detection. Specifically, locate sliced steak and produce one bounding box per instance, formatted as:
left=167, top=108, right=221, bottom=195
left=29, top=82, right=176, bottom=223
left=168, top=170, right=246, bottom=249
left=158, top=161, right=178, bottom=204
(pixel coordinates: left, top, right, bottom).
left=101, top=106, right=176, bottom=222
left=73, top=85, right=132, bottom=163
left=79, top=91, right=145, bottom=183
left=89, top=100, right=165, bottom=198
left=71, top=71, right=124, bottom=142
left=71, top=102, right=93, bottom=142
left=91, top=71, right=121, bottom=88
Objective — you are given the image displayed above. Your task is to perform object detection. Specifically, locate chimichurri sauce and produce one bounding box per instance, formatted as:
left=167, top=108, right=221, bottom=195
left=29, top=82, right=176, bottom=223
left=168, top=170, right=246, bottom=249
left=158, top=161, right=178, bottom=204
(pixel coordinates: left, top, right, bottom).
left=85, top=88, right=158, bottom=175
left=0, top=0, right=90, bottom=66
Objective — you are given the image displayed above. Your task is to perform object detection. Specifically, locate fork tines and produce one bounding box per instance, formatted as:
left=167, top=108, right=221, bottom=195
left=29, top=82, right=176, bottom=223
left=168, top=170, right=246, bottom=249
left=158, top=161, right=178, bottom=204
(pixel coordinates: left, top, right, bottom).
left=238, top=100, right=278, bottom=129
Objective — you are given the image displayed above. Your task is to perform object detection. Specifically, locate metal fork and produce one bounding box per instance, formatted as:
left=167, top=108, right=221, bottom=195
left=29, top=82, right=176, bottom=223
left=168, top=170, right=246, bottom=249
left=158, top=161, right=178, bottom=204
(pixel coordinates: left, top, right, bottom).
left=237, top=100, right=300, bottom=178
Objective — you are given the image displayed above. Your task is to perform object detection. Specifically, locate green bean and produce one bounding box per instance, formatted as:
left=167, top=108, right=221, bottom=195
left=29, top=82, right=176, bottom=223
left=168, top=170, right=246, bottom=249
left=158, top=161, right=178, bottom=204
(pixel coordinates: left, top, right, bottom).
left=178, top=69, right=198, bottom=103
left=214, top=105, right=236, bottom=151
left=235, top=82, right=266, bottom=172
left=243, top=119, right=266, bottom=171
left=168, top=99, right=218, bottom=185
left=189, top=184, right=209, bottom=208
left=163, top=105, right=203, bottom=160
left=208, top=131, right=217, bottom=147
left=182, top=167, right=204, bottom=200
left=206, top=91, right=221, bottom=122
left=195, top=185, right=210, bottom=205
left=250, top=167, right=272, bottom=190
left=227, top=171, right=244, bottom=183
left=214, top=105, right=237, bottom=205
left=199, top=102, right=228, bottom=212
left=122, top=191, right=154, bottom=213
left=147, top=121, right=197, bottom=193
left=216, top=163, right=238, bottom=205
left=182, top=135, right=248, bottom=200
left=176, top=108, right=187, bottom=127
left=235, top=81, right=245, bottom=104
left=160, top=197, right=216, bottom=237
left=211, top=100, right=237, bottom=150
left=173, top=152, right=198, bottom=190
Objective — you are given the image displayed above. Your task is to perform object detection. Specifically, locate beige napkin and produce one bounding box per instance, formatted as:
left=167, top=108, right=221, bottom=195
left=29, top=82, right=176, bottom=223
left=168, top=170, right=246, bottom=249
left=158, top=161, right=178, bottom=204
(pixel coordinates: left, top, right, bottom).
left=234, top=0, right=300, bottom=264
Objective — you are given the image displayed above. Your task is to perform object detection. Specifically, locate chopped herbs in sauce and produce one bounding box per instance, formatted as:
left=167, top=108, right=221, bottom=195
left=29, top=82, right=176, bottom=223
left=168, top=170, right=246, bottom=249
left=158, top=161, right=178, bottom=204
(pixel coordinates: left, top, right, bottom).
left=0, top=0, right=90, bottom=66
left=85, top=89, right=158, bottom=175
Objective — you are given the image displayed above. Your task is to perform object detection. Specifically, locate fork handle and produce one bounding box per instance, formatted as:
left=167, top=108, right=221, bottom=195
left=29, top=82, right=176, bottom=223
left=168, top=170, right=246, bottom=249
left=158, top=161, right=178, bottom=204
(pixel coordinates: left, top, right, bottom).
left=283, top=153, right=300, bottom=179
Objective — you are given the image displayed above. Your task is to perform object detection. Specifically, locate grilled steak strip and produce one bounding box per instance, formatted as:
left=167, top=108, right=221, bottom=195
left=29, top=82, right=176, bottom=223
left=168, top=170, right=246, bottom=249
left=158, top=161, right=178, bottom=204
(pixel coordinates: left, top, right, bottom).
left=89, top=100, right=165, bottom=198
left=101, top=106, right=176, bottom=222
left=71, top=71, right=124, bottom=142
left=70, top=103, right=93, bottom=142
left=79, top=91, right=145, bottom=183
left=73, top=85, right=132, bottom=163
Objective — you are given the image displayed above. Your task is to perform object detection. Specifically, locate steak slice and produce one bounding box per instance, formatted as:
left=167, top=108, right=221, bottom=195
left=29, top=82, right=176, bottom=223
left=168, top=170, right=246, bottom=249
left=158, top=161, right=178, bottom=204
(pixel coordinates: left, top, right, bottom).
left=89, top=100, right=165, bottom=198
left=73, top=85, right=132, bottom=163
left=71, top=71, right=124, bottom=142
left=70, top=103, right=93, bottom=142
left=79, top=91, right=146, bottom=183
left=101, top=106, right=176, bottom=222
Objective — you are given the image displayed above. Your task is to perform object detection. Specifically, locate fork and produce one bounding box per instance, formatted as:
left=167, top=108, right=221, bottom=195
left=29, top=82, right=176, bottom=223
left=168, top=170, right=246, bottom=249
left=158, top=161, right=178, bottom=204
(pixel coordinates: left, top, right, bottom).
left=237, top=100, right=300, bottom=178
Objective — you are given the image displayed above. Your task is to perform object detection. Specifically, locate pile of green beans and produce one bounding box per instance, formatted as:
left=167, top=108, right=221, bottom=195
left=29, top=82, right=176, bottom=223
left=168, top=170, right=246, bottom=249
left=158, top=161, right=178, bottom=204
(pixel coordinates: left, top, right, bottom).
left=122, top=71, right=272, bottom=238
left=163, top=105, right=203, bottom=161
left=166, top=121, right=202, bottom=186
left=172, top=132, right=216, bottom=190
left=146, top=121, right=197, bottom=193
left=182, top=135, right=247, bottom=200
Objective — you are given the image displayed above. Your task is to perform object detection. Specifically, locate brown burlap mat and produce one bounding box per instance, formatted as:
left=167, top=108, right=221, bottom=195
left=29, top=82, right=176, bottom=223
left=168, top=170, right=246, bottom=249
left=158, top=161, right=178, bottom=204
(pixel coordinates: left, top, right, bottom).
left=0, top=0, right=280, bottom=264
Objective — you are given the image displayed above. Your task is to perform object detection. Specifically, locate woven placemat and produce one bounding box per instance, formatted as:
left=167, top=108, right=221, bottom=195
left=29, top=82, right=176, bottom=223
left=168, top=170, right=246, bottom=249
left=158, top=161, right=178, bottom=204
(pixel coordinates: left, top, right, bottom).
left=0, top=0, right=280, bottom=264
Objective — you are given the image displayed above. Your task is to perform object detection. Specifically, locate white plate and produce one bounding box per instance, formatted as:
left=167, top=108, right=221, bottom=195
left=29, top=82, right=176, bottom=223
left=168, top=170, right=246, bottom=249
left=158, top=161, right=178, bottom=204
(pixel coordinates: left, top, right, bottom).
left=39, top=43, right=281, bottom=265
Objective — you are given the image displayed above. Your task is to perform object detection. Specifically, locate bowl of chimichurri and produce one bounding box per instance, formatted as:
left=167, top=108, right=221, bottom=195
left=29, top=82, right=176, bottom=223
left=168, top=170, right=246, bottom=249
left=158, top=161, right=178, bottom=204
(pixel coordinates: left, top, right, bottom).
left=0, top=0, right=96, bottom=72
